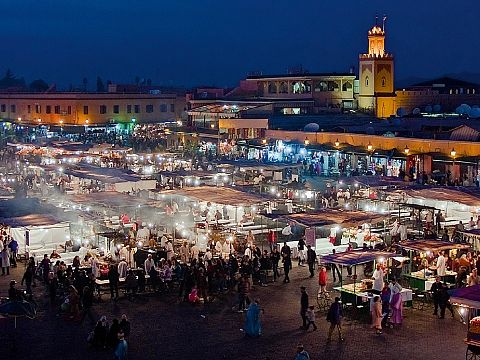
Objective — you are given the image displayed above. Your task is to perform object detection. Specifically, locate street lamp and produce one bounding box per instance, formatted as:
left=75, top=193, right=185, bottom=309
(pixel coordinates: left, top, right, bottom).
left=334, top=139, right=340, bottom=148
left=450, top=148, right=456, bottom=158
left=367, top=142, right=373, bottom=152
left=304, top=137, right=310, bottom=146
left=262, top=138, right=267, bottom=145
left=404, top=146, right=410, bottom=155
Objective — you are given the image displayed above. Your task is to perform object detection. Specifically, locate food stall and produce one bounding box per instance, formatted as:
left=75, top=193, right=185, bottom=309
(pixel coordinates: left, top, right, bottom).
left=399, top=239, right=471, bottom=290
left=321, top=250, right=412, bottom=306
left=448, top=285, right=480, bottom=359
left=276, top=209, right=391, bottom=256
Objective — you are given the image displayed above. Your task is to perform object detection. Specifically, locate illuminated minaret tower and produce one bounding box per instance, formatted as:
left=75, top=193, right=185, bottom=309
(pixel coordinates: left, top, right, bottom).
left=358, top=16, right=395, bottom=118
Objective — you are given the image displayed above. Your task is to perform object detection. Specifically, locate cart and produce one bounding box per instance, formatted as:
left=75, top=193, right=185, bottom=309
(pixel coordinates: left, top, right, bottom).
left=465, top=339, right=480, bottom=360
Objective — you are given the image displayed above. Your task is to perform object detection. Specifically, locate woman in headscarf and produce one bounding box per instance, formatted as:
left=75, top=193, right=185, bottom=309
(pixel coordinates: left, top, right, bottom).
left=371, top=296, right=382, bottom=335
left=389, top=287, right=403, bottom=327
left=244, top=299, right=262, bottom=337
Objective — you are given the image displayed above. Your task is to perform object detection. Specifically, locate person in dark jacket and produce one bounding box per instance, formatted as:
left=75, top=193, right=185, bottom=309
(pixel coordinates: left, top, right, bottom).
left=438, top=284, right=454, bottom=319
left=107, top=318, right=121, bottom=348
left=108, top=265, right=119, bottom=300
left=300, top=286, right=309, bottom=329
left=326, top=297, right=344, bottom=342
left=283, top=253, right=292, bottom=283
left=81, top=285, right=95, bottom=324
left=21, top=264, right=34, bottom=296
left=119, top=314, right=131, bottom=338
left=306, top=245, right=316, bottom=278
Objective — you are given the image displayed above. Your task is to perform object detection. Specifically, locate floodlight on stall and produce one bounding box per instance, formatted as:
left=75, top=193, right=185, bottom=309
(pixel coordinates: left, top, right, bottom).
left=404, top=146, right=410, bottom=155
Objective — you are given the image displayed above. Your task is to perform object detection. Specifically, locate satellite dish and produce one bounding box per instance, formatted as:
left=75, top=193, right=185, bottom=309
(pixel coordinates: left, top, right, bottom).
left=469, top=107, right=480, bottom=119
left=366, top=127, right=375, bottom=135
left=412, top=108, right=421, bottom=115
left=424, top=105, right=432, bottom=113
left=396, top=108, right=406, bottom=117
left=303, top=123, right=320, bottom=132
left=456, top=104, right=471, bottom=115
left=433, top=104, right=441, bottom=113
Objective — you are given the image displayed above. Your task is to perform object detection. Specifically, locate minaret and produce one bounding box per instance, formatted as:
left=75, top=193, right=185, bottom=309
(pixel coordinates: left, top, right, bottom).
left=358, top=17, right=395, bottom=118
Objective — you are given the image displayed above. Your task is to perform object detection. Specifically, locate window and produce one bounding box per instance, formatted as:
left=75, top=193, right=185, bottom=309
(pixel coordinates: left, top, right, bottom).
left=160, top=104, right=167, bottom=112
left=54, top=105, right=61, bottom=114
left=365, top=76, right=369, bottom=87
left=67, top=106, right=71, bottom=115
left=314, top=81, right=328, bottom=92
left=35, top=104, right=41, bottom=113
left=27, top=105, right=31, bottom=114
left=127, top=105, right=132, bottom=113
left=134, top=105, right=140, bottom=113
left=279, top=82, right=288, bottom=94
left=113, top=105, right=119, bottom=114
left=170, top=104, right=175, bottom=112
left=46, top=105, right=51, bottom=114
left=342, top=81, right=353, bottom=92
left=268, top=82, right=277, bottom=94
left=10, top=104, right=15, bottom=113
left=99, top=105, right=107, bottom=114
left=327, top=81, right=339, bottom=92
left=381, top=77, right=386, bottom=87
left=146, top=105, right=154, bottom=113
left=0, top=104, right=5, bottom=112
left=83, top=106, right=89, bottom=115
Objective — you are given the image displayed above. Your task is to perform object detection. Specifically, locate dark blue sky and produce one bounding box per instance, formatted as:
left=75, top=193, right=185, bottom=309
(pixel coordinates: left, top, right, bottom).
left=2, top=0, right=478, bottom=89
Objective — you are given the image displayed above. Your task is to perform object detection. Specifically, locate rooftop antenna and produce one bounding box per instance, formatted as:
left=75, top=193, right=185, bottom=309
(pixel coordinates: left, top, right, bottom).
left=382, top=15, right=387, bottom=32
left=375, top=15, right=378, bottom=26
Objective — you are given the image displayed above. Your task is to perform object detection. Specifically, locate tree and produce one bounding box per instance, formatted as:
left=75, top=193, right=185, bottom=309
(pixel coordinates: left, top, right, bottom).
left=29, top=79, right=49, bottom=92
left=96, top=76, right=105, bottom=92
left=0, top=69, right=26, bottom=89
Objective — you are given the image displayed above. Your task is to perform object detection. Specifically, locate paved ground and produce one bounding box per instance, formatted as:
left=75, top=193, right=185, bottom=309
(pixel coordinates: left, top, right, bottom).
left=0, top=264, right=469, bottom=360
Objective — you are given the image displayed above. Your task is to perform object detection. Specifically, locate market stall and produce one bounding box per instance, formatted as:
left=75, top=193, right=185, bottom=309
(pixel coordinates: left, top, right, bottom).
left=448, top=285, right=480, bottom=359
left=399, top=239, right=471, bottom=290
left=276, top=209, right=390, bottom=256
left=321, top=250, right=412, bottom=306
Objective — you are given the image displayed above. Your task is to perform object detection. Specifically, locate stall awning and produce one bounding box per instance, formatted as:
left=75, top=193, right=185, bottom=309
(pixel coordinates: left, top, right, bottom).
left=321, top=250, right=394, bottom=266
left=449, top=285, right=480, bottom=309
left=398, top=240, right=471, bottom=252
left=0, top=214, right=67, bottom=228
left=163, top=186, right=266, bottom=207
left=390, top=187, right=480, bottom=208
left=274, top=209, right=389, bottom=228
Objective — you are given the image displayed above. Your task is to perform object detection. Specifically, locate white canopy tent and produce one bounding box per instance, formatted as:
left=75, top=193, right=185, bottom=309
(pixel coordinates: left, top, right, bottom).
left=3, top=214, right=71, bottom=256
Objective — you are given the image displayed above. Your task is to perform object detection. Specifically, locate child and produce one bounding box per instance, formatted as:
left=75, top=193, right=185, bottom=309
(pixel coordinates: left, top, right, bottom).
left=305, top=305, right=317, bottom=331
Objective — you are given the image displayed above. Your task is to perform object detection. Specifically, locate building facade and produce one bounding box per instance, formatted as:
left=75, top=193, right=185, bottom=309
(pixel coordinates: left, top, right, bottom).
left=0, top=93, right=185, bottom=126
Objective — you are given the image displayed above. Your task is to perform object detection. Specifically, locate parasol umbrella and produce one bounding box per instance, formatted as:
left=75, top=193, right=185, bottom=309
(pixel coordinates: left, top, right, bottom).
left=0, top=300, right=37, bottom=327
left=0, top=300, right=37, bottom=351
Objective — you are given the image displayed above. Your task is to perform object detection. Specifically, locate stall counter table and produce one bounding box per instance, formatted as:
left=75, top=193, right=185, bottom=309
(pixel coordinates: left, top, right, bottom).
left=403, top=270, right=456, bottom=291
left=334, top=284, right=413, bottom=307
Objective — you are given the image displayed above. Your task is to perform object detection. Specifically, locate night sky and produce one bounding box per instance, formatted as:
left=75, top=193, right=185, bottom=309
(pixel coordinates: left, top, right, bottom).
left=2, top=0, right=478, bottom=88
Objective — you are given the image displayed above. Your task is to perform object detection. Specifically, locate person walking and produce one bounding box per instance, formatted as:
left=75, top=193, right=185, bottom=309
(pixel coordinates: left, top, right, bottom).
left=283, top=253, right=292, bottom=283
left=438, top=284, right=454, bottom=319
left=372, top=296, right=382, bottom=335
left=0, top=247, right=10, bottom=275
left=306, top=245, right=316, bottom=278
left=7, top=238, right=18, bottom=267
left=326, top=297, right=344, bottom=342
left=300, top=286, right=309, bottom=329
left=81, top=285, right=95, bottom=324
left=114, top=331, right=128, bottom=360
left=21, top=263, right=34, bottom=296
left=297, top=237, right=306, bottom=266
left=330, top=249, right=342, bottom=283
left=270, top=247, right=281, bottom=282
left=305, top=305, right=317, bottom=331
left=244, top=299, right=262, bottom=337
left=431, top=276, right=443, bottom=316
left=108, top=265, right=120, bottom=300
left=318, top=266, right=328, bottom=295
